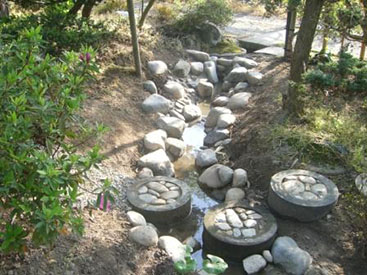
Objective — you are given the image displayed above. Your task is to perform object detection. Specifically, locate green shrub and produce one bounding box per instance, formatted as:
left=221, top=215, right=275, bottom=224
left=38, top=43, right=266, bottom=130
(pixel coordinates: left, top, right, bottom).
left=95, top=0, right=127, bottom=14
left=0, top=6, right=111, bottom=56
left=0, top=27, right=107, bottom=253
left=304, top=69, right=335, bottom=90
left=174, top=0, right=233, bottom=33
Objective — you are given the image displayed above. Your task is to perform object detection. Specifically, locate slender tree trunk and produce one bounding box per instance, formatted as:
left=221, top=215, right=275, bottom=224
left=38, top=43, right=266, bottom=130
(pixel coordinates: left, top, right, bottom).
left=138, top=0, right=156, bottom=29
left=360, top=0, right=367, bottom=60
left=69, top=0, right=85, bottom=15
left=321, top=28, right=329, bottom=53
left=340, top=33, right=345, bottom=52
left=361, top=41, right=366, bottom=60
left=127, top=0, right=142, bottom=78
left=284, top=4, right=297, bottom=60
left=82, top=0, right=96, bottom=18
left=284, top=0, right=325, bottom=115
left=0, top=0, right=9, bottom=17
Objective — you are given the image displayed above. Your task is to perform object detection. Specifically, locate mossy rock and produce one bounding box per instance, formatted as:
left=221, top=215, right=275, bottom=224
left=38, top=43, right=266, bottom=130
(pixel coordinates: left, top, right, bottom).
left=210, top=39, right=242, bottom=54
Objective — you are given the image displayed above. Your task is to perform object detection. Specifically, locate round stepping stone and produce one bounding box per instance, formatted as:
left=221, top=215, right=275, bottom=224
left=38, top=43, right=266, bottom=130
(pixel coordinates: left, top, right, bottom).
left=268, top=169, right=339, bottom=222
left=203, top=201, right=277, bottom=262
left=127, top=176, right=192, bottom=225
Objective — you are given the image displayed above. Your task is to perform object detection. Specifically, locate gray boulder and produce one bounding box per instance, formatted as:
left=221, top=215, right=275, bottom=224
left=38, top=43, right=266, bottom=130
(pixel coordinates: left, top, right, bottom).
left=225, top=188, right=245, bottom=202
left=246, top=71, right=264, bottom=85
left=144, top=129, right=167, bottom=151
left=218, top=165, right=234, bottom=185
left=156, top=116, right=186, bottom=138
left=272, top=236, right=312, bottom=275
left=212, top=96, right=229, bottom=107
left=204, top=129, right=230, bottom=147
left=143, top=80, right=158, bottom=94
left=234, top=82, right=249, bottom=93
left=233, top=56, right=258, bottom=69
left=138, top=167, right=154, bottom=179
left=227, top=92, right=252, bottom=110
left=205, top=107, right=232, bottom=128
left=197, top=80, right=214, bottom=98
left=159, top=236, right=186, bottom=263
left=148, top=60, right=168, bottom=75
left=232, top=168, right=249, bottom=187
left=195, top=149, right=218, bottom=168
left=242, top=254, right=267, bottom=274
left=127, top=211, right=146, bottom=226
left=217, top=113, right=236, bottom=128
left=222, top=81, right=235, bottom=93
left=166, top=137, right=186, bottom=159
left=186, top=49, right=210, bottom=62
left=204, top=61, right=219, bottom=83
left=183, top=104, right=202, bottom=122
left=217, top=58, right=233, bottom=67
left=142, top=94, right=172, bottom=114
left=199, top=164, right=233, bottom=189
left=225, top=67, right=248, bottom=83
left=174, top=59, right=191, bottom=77
left=138, top=149, right=175, bottom=177
left=163, top=81, right=185, bottom=100
left=129, top=226, right=158, bottom=247
left=190, top=62, right=204, bottom=75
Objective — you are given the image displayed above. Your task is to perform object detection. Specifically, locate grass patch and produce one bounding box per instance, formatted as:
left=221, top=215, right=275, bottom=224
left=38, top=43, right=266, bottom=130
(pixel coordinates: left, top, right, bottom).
left=95, top=0, right=127, bottom=14
left=209, top=38, right=242, bottom=54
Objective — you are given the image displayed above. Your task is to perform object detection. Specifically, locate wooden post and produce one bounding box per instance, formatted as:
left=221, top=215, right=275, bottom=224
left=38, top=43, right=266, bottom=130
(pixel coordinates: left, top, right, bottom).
left=284, top=5, right=297, bottom=60
left=127, top=0, right=142, bottom=78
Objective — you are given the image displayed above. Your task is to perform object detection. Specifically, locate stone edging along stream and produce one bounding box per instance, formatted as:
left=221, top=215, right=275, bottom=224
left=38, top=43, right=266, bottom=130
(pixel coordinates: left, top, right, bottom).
left=124, top=49, right=339, bottom=275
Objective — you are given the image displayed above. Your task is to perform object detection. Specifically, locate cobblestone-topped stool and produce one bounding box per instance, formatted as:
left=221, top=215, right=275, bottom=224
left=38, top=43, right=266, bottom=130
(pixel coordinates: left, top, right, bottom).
left=127, top=176, right=192, bottom=225
left=203, top=202, right=277, bottom=262
left=268, top=169, right=339, bottom=222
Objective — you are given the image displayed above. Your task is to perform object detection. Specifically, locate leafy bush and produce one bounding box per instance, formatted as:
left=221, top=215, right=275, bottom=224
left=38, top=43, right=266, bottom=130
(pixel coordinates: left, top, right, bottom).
left=155, top=3, right=178, bottom=22
left=304, top=69, right=335, bottom=90
left=173, top=0, right=233, bottom=33
left=0, top=27, right=106, bottom=253
left=0, top=6, right=110, bottom=56
left=95, top=0, right=127, bottom=14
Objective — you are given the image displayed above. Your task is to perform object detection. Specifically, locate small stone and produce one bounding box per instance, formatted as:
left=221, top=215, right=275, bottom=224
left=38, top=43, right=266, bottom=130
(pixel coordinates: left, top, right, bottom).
left=199, top=164, right=232, bottom=189
left=212, top=96, right=229, bottom=107
left=139, top=194, right=158, bottom=204
left=152, top=199, right=166, bottom=205
left=148, top=189, right=160, bottom=197
left=234, top=207, right=246, bottom=213
left=302, top=191, right=319, bottom=200
left=163, top=81, right=185, bottom=100
left=138, top=149, right=175, bottom=177
left=217, top=58, right=233, bottom=67
left=262, top=250, right=273, bottom=263
left=216, top=222, right=232, bottom=231
left=205, top=107, right=232, bottom=128
left=144, top=129, right=167, bottom=152
left=170, top=186, right=180, bottom=191
left=233, top=56, right=258, bottom=69
left=190, top=62, right=204, bottom=75
left=215, top=212, right=227, bottom=223
left=242, top=254, right=267, bottom=274
left=240, top=213, right=248, bottom=220
left=311, top=184, right=327, bottom=197
left=127, top=211, right=146, bottom=226
left=161, top=191, right=180, bottom=200
left=159, top=236, right=186, bottom=263
left=225, top=209, right=243, bottom=228
left=226, top=230, right=233, bottom=236
left=173, top=59, right=191, bottom=77
left=232, top=169, right=249, bottom=187
left=217, top=114, right=236, bottom=128
left=186, top=49, right=210, bottom=62
left=244, top=219, right=257, bottom=228
left=234, top=82, right=249, bottom=92
left=242, top=228, right=256, bottom=238
left=248, top=213, right=263, bottom=220
left=246, top=210, right=255, bottom=214
left=227, top=92, right=252, bottom=110
left=142, top=94, right=172, bottom=114
left=148, top=60, right=168, bottom=75
left=284, top=175, right=298, bottom=181
left=138, top=186, right=148, bottom=194
left=183, top=236, right=201, bottom=252
left=167, top=199, right=176, bottom=204
left=195, top=149, right=218, bottom=168
left=138, top=167, right=154, bottom=179
left=129, top=226, right=158, bottom=247
left=183, top=104, right=202, bottom=122
left=197, top=79, right=214, bottom=98
left=156, top=116, right=186, bottom=139
left=204, top=129, right=230, bottom=147
left=165, top=182, right=175, bottom=188
left=143, top=80, right=158, bottom=94
left=225, top=188, right=245, bottom=202
left=166, top=137, right=186, bottom=158
left=233, top=228, right=241, bottom=237
left=246, top=71, right=263, bottom=85
left=217, top=166, right=234, bottom=185
left=281, top=180, right=305, bottom=195
left=147, top=182, right=169, bottom=193
left=225, top=67, right=248, bottom=83
left=298, top=176, right=317, bottom=185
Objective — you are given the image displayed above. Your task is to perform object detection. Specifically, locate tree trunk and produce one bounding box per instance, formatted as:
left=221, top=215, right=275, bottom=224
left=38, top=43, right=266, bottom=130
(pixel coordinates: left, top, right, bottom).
left=82, top=0, right=96, bottom=18
left=69, top=0, right=85, bottom=15
left=284, top=4, right=297, bottom=60
left=321, top=28, right=329, bottom=53
left=127, top=0, right=142, bottom=78
left=284, top=0, right=325, bottom=116
left=138, top=0, right=156, bottom=29
left=0, top=0, right=9, bottom=17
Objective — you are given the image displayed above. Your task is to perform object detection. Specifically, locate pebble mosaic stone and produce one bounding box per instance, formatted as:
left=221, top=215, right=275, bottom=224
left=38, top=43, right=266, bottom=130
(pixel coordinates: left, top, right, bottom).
left=203, top=202, right=277, bottom=262
left=268, top=169, right=339, bottom=222
left=127, top=177, right=192, bottom=225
